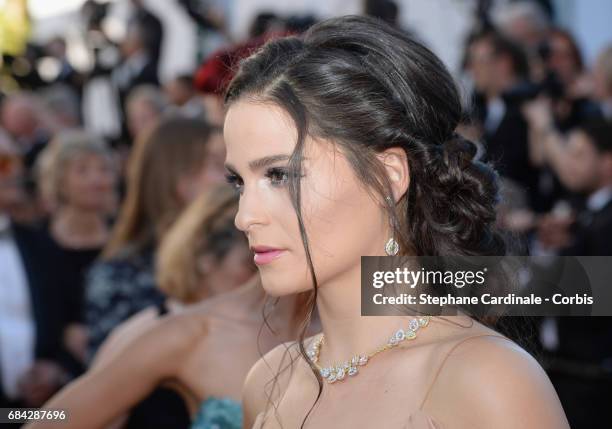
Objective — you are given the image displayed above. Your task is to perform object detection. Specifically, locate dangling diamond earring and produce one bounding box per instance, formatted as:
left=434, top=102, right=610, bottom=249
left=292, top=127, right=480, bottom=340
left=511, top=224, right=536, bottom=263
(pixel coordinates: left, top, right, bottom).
left=385, top=237, right=399, bottom=256
left=385, top=196, right=399, bottom=256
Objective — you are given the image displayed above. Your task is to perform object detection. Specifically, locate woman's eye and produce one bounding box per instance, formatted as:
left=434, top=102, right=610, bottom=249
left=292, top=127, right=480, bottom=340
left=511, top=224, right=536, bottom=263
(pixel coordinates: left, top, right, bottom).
left=225, top=173, right=244, bottom=193
left=265, top=168, right=290, bottom=186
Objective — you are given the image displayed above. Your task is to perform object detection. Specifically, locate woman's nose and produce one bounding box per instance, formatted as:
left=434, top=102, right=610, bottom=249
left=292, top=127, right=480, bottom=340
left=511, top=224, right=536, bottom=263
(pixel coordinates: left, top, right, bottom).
left=234, top=187, right=266, bottom=233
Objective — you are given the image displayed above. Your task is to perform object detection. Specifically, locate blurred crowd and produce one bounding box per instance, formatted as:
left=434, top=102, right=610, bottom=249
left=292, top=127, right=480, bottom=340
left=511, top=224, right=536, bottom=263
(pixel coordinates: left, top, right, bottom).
left=0, top=0, right=611, bottom=428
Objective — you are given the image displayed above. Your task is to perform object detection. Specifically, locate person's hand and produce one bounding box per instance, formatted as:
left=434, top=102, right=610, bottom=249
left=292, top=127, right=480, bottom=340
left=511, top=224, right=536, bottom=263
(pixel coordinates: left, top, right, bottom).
left=17, top=360, right=69, bottom=407
left=499, top=208, right=537, bottom=233
left=64, top=323, right=89, bottom=364
left=568, top=72, right=594, bottom=99
left=522, top=97, right=554, bottom=133
left=536, top=213, right=575, bottom=250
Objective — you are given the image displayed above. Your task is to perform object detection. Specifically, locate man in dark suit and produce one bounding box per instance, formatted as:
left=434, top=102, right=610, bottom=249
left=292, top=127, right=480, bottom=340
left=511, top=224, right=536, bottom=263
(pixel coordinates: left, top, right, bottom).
left=535, top=119, right=612, bottom=428
left=466, top=31, right=545, bottom=210
left=110, top=3, right=163, bottom=148
left=111, top=2, right=163, bottom=107
left=557, top=119, right=612, bottom=255
left=0, top=132, right=73, bottom=409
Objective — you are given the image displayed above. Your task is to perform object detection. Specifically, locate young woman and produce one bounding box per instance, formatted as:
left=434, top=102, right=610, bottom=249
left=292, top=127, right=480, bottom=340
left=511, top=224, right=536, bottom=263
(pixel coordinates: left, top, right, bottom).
left=222, top=16, right=570, bottom=428
left=27, top=185, right=306, bottom=429
left=85, top=116, right=227, bottom=358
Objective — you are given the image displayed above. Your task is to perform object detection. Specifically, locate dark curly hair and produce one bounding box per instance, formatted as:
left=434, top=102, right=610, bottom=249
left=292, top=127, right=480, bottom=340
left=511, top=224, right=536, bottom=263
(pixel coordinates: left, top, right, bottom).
left=225, top=15, right=507, bottom=427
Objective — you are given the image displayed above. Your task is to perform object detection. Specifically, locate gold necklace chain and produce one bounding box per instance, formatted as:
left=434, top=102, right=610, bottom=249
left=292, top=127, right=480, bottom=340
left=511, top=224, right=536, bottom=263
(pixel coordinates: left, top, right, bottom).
left=307, top=316, right=431, bottom=383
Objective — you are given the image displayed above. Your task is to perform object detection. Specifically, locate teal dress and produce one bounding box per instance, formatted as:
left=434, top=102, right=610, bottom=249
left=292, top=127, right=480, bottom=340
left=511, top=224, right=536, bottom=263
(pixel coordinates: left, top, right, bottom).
left=190, top=397, right=243, bottom=429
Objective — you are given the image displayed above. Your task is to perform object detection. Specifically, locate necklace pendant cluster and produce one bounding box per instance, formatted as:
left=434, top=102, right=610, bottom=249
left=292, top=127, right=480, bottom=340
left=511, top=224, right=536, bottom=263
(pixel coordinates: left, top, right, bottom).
left=308, top=316, right=431, bottom=384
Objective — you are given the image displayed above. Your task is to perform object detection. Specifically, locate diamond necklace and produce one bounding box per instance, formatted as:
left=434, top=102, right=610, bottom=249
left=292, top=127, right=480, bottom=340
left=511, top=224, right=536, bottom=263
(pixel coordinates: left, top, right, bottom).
left=307, top=316, right=431, bottom=384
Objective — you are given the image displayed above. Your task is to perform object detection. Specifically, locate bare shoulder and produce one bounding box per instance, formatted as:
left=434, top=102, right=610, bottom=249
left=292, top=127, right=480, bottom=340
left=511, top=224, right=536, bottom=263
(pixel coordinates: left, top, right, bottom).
left=92, top=306, right=209, bottom=380
left=92, top=307, right=160, bottom=368
left=426, top=332, right=569, bottom=429
left=245, top=334, right=317, bottom=383
left=242, top=339, right=302, bottom=403
left=243, top=335, right=319, bottom=427
left=138, top=307, right=209, bottom=354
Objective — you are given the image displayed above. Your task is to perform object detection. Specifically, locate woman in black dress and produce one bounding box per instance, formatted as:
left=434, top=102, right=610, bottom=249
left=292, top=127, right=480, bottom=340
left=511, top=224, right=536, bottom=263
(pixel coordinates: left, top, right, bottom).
left=36, top=129, right=117, bottom=365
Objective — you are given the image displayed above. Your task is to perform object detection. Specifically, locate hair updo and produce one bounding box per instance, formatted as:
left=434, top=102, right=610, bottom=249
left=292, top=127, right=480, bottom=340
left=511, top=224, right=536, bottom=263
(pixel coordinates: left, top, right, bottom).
left=225, top=15, right=508, bottom=425
left=226, top=15, right=506, bottom=259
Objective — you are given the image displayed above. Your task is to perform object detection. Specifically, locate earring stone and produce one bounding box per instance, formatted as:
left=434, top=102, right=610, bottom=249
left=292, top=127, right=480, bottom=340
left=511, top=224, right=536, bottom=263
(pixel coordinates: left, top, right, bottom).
left=385, top=237, right=399, bottom=256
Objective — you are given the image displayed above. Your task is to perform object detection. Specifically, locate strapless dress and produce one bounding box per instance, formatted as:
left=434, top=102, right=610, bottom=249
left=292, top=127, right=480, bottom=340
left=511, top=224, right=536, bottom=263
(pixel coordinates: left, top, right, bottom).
left=190, top=397, right=242, bottom=429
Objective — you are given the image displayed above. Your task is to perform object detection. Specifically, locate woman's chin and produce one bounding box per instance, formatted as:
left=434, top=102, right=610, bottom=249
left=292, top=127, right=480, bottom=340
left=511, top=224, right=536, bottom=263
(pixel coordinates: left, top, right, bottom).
left=260, top=277, right=309, bottom=297
left=261, top=283, right=297, bottom=297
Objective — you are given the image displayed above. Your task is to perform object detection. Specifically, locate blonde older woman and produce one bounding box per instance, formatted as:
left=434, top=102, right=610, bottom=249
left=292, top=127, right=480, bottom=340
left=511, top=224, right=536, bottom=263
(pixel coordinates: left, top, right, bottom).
left=36, top=130, right=117, bottom=363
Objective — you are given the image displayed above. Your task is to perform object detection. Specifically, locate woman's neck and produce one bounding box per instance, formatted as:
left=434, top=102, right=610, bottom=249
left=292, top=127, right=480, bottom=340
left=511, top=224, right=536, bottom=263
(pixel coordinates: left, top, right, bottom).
left=315, top=263, right=418, bottom=365
left=51, top=206, right=108, bottom=248
left=244, top=279, right=303, bottom=342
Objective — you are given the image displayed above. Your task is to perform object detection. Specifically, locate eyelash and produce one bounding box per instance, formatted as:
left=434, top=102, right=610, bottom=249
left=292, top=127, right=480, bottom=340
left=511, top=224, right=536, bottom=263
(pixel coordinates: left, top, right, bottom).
left=265, top=167, right=291, bottom=186
left=224, top=167, right=301, bottom=193
left=224, top=173, right=243, bottom=193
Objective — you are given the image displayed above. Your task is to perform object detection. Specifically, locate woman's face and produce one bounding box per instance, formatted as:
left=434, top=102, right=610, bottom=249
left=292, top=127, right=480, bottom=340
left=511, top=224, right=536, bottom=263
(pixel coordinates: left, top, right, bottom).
left=201, top=240, right=256, bottom=296
left=223, top=100, right=389, bottom=296
left=548, top=34, right=579, bottom=85
left=62, top=152, right=116, bottom=212
left=177, top=133, right=228, bottom=204
left=563, top=130, right=602, bottom=192
left=467, top=39, right=496, bottom=94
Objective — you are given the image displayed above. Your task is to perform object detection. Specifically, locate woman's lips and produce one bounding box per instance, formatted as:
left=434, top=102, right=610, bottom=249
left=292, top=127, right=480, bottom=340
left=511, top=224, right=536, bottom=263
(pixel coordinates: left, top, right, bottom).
left=252, top=247, right=285, bottom=265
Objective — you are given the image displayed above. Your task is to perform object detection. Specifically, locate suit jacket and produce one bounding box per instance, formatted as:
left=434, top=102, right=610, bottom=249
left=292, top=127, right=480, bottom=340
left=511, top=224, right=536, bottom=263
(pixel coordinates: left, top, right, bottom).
left=0, top=222, right=77, bottom=407
left=553, top=198, right=612, bottom=361
left=562, top=198, right=612, bottom=257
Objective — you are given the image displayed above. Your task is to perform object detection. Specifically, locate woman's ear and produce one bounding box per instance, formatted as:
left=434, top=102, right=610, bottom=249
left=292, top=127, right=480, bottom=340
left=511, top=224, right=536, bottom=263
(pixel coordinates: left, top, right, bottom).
left=376, top=147, right=410, bottom=202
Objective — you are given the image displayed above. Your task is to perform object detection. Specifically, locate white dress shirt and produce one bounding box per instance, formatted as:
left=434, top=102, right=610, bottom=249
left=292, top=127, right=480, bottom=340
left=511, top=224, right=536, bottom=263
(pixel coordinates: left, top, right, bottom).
left=0, top=215, right=35, bottom=399
left=586, top=186, right=612, bottom=212
left=484, top=97, right=507, bottom=135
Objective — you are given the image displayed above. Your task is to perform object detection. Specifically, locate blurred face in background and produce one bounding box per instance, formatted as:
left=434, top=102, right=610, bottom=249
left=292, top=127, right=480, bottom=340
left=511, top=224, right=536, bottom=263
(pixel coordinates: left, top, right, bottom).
left=120, top=25, right=144, bottom=58
left=547, top=32, right=580, bottom=86
left=467, top=38, right=496, bottom=95
left=468, top=37, right=518, bottom=97
left=164, top=79, right=193, bottom=106
left=1, top=96, right=40, bottom=141
left=198, top=237, right=256, bottom=297
left=60, top=152, right=116, bottom=212
left=563, top=130, right=604, bottom=193
left=127, top=99, right=162, bottom=139
left=177, top=133, right=228, bottom=204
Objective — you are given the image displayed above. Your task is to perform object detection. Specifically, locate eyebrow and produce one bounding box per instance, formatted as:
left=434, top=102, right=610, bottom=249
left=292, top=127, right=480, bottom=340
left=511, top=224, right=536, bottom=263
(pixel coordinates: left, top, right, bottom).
left=225, top=154, right=292, bottom=174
